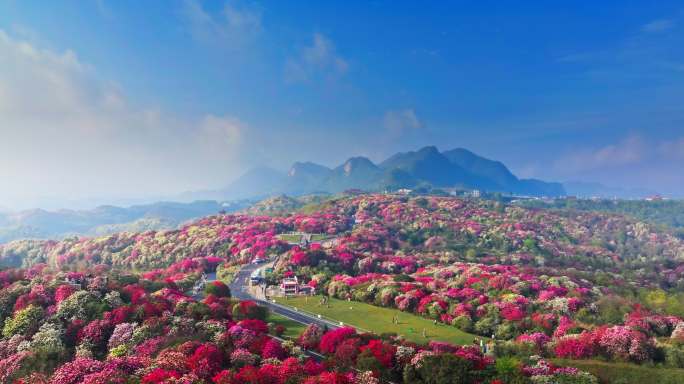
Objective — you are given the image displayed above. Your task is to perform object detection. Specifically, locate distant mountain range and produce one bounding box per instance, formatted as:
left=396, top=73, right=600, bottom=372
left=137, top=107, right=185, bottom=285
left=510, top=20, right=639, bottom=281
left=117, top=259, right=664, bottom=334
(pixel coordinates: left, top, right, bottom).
left=0, top=200, right=248, bottom=244
left=2, top=146, right=665, bottom=245
left=194, top=146, right=566, bottom=200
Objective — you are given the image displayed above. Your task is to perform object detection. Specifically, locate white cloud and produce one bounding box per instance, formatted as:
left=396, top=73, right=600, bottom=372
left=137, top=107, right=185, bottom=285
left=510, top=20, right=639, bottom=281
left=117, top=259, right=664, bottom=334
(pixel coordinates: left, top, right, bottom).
left=555, top=135, right=646, bottom=173
left=383, top=109, right=423, bottom=135
left=552, top=134, right=684, bottom=192
left=284, top=33, right=348, bottom=83
left=199, top=114, right=243, bottom=149
left=182, top=0, right=262, bottom=49
left=0, top=30, right=248, bottom=207
left=641, top=19, right=675, bottom=33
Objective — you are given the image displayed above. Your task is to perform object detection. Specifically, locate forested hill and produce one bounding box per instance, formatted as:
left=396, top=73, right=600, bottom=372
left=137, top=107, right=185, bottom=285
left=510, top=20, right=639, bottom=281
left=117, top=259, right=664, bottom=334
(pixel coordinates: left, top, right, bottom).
left=517, top=198, right=684, bottom=235
left=3, top=194, right=683, bottom=291
left=2, top=194, right=684, bottom=381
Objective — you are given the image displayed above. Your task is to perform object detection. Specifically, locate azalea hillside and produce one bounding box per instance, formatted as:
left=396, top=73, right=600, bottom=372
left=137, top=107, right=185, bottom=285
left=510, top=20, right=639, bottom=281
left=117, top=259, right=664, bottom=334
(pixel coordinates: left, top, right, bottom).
left=1, top=194, right=684, bottom=383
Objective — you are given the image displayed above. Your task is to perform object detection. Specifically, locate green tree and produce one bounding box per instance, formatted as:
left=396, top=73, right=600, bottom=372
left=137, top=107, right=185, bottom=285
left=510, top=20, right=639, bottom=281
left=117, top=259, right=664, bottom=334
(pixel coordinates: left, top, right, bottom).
left=56, top=290, right=104, bottom=321
left=403, top=354, right=473, bottom=384
left=204, top=281, right=231, bottom=298
left=3, top=305, right=44, bottom=337
left=494, top=356, right=530, bottom=384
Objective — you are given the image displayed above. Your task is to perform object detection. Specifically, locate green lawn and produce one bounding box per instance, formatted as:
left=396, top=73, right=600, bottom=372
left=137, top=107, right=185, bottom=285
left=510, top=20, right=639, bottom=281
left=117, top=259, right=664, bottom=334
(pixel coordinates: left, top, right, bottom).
left=278, top=234, right=302, bottom=243
left=310, top=234, right=328, bottom=242
left=552, top=359, right=684, bottom=384
left=267, top=312, right=307, bottom=339
left=274, top=295, right=479, bottom=345
left=278, top=233, right=328, bottom=243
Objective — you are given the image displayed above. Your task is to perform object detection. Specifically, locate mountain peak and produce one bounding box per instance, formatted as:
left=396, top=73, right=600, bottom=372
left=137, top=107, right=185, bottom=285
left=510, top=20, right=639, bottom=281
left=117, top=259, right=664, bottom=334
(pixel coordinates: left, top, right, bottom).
left=417, top=145, right=440, bottom=155
left=209, top=145, right=564, bottom=199
left=341, top=157, right=377, bottom=176
left=288, top=162, right=330, bottom=177
left=442, top=148, right=518, bottom=189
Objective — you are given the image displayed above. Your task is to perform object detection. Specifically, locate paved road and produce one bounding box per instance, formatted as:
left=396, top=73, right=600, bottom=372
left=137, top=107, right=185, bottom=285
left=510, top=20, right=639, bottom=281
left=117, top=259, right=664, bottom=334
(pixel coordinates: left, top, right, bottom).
left=227, top=262, right=341, bottom=331
left=228, top=263, right=258, bottom=300
left=217, top=262, right=334, bottom=361
left=193, top=264, right=329, bottom=361
left=208, top=264, right=398, bottom=382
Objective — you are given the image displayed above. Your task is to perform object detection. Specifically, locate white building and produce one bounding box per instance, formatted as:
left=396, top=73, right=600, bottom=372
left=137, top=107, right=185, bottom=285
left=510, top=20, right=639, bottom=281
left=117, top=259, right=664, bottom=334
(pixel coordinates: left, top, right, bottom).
left=280, top=276, right=299, bottom=295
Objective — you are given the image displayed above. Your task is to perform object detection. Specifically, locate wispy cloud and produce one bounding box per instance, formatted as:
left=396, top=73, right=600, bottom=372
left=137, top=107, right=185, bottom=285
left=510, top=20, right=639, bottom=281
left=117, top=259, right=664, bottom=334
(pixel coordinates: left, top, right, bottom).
left=284, top=33, right=348, bottom=83
left=556, top=135, right=646, bottom=173
left=555, top=134, right=684, bottom=175
left=641, top=19, right=675, bottom=33
left=383, top=108, right=423, bottom=136
left=181, top=0, right=262, bottom=50
left=0, top=30, right=250, bottom=204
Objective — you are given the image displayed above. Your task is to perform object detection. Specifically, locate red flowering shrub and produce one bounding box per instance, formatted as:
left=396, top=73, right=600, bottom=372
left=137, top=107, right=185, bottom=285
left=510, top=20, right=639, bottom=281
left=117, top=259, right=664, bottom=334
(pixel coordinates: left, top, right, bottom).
left=238, top=319, right=269, bottom=334
left=262, top=338, right=286, bottom=360
left=291, top=250, right=310, bottom=266
left=303, top=372, right=353, bottom=384
left=333, top=337, right=362, bottom=368
left=554, top=334, right=594, bottom=359
left=54, top=285, right=78, bottom=304
left=141, top=368, right=181, bottom=383
left=212, top=370, right=236, bottom=384
left=78, top=319, right=112, bottom=347
left=302, top=358, right=325, bottom=376
left=273, top=358, right=301, bottom=381
left=500, top=304, right=525, bottom=322
left=104, top=306, right=133, bottom=325
left=319, top=327, right=357, bottom=354
left=360, top=339, right=396, bottom=368
left=188, top=343, right=224, bottom=379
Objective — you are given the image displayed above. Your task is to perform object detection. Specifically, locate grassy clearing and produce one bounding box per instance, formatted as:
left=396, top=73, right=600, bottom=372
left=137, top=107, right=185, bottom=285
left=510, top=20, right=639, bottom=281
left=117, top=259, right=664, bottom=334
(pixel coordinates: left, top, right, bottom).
left=310, top=234, right=328, bottom=242
left=552, top=359, right=684, bottom=384
left=274, top=295, right=479, bottom=346
left=278, top=234, right=302, bottom=243
left=266, top=312, right=307, bottom=339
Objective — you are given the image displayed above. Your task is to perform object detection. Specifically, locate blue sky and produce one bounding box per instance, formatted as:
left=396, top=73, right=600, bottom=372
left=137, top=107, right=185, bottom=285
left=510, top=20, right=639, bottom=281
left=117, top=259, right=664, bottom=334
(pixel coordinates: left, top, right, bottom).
left=1, top=0, right=683, bottom=207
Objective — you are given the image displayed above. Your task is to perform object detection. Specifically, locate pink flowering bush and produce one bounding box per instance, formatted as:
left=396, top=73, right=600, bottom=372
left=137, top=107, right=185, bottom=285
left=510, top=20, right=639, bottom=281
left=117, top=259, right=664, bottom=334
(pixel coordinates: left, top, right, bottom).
left=49, top=357, right=104, bottom=384
left=598, top=326, right=654, bottom=362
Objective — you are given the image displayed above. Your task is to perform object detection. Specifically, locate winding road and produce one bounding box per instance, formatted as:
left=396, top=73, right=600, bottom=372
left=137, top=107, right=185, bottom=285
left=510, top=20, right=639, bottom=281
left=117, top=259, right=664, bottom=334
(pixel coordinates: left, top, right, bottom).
left=227, top=263, right=342, bottom=331
left=218, top=263, right=400, bottom=383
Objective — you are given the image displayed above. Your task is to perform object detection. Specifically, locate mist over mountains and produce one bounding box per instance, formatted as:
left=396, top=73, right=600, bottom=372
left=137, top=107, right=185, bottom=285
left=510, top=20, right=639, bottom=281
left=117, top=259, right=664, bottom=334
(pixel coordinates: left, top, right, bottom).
left=0, top=200, right=247, bottom=244
left=1, top=145, right=665, bottom=245
left=192, top=146, right=566, bottom=200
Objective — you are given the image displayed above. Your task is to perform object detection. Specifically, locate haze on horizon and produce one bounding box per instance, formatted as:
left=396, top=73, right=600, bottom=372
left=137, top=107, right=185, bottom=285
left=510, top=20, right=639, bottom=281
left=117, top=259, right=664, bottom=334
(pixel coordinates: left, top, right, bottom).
left=1, top=1, right=684, bottom=210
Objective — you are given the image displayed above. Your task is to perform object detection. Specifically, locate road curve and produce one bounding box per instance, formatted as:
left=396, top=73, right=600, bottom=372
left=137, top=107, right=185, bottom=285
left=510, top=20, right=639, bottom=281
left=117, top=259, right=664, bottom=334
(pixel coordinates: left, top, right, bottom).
left=223, top=263, right=400, bottom=384
left=228, top=262, right=341, bottom=331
